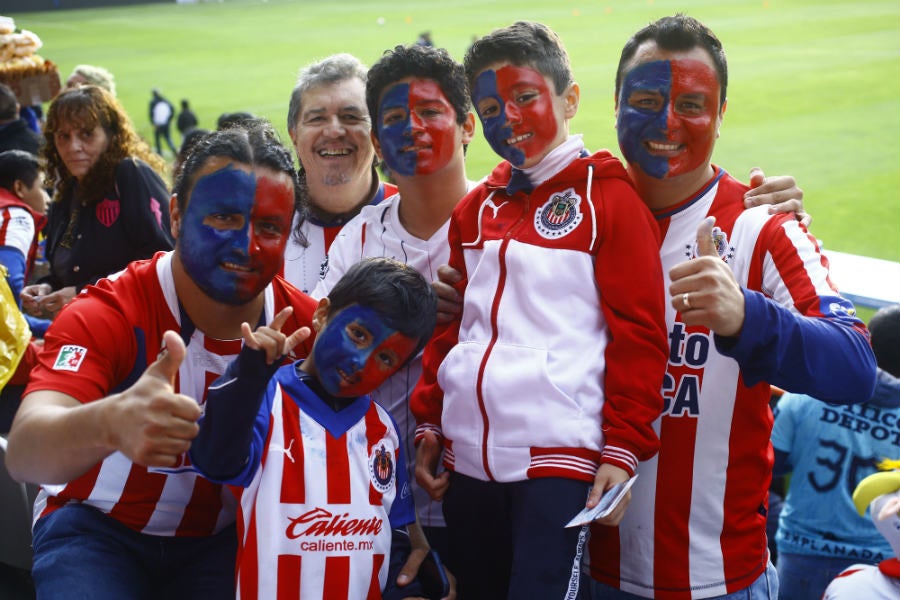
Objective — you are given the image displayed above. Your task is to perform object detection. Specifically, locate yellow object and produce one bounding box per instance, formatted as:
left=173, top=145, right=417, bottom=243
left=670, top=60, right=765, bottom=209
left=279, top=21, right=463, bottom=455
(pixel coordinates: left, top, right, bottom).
left=0, top=264, right=31, bottom=388
left=852, top=470, right=900, bottom=516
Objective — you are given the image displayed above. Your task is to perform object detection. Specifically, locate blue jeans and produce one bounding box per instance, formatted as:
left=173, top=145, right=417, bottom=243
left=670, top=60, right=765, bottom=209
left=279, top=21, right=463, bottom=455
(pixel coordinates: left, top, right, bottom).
left=776, top=552, right=865, bottom=600
left=32, top=503, right=236, bottom=600
left=585, top=561, right=779, bottom=599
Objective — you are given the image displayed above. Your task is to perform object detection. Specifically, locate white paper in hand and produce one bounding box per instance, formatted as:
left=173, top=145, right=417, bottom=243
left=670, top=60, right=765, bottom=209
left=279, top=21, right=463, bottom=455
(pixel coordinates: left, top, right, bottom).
left=565, top=475, right=639, bottom=528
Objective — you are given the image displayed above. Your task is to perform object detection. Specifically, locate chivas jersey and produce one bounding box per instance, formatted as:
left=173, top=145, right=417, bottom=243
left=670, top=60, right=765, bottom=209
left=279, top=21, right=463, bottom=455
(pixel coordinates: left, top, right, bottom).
left=281, top=182, right=397, bottom=293
left=0, top=187, right=44, bottom=280
left=224, top=367, right=415, bottom=600
left=311, top=187, right=473, bottom=528
left=586, top=168, right=875, bottom=598
left=25, top=252, right=316, bottom=536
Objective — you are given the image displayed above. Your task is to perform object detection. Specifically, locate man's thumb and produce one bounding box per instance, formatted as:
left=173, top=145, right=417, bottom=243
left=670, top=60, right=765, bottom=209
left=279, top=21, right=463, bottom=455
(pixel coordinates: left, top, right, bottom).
left=748, top=166, right=765, bottom=189
left=147, top=330, right=186, bottom=384
left=695, top=216, right=718, bottom=257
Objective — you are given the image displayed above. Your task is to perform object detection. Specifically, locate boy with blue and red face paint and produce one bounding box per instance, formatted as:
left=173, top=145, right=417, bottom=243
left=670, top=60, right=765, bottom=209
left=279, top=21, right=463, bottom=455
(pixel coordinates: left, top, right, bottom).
left=408, top=21, right=669, bottom=599
left=584, top=15, right=876, bottom=600
left=190, top=257, right=447, bottom=599
left=5, top=124, right=320, bottom=598
left=312, top=43, right=476, bottom=562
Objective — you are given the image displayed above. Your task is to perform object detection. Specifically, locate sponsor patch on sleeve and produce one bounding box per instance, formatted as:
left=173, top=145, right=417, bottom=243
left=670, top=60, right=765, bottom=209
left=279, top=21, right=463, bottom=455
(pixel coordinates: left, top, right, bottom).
left=53, top=345, right=88, bottom=372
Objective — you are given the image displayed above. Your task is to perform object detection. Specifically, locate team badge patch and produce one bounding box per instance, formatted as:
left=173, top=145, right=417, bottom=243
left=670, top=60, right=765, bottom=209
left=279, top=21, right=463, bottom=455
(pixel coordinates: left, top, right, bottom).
left=684, top=224, right=735, bottom=262
left=96, top=198, right=121, bottom=228
left=534, top=188, right=583, bottom=239
left=53, top=345, right=87, bottom=372
left=368, top=441, right=395, bottom=494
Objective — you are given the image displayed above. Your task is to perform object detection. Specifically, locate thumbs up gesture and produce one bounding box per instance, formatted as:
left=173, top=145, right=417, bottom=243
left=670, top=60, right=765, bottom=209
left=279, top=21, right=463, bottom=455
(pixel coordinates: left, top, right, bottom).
left=668, top=217, right=745, bottom=337
left=107, top=330, right=202, bottom=467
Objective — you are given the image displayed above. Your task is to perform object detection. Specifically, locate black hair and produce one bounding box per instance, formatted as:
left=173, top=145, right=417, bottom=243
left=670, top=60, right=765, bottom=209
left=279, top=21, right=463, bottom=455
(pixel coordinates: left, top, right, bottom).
left=172, top=127, right=212, bottom=182
left=0, top=83, right=18, bottom=121
left=464, top=21, right=573, bottom=95
left=326, top=257, right=437, bottom=363
left=0, top=149, right=40, bottom=192
left=616, top=14, right=728, bottom=108
left=173, top=119, right=298, bottom=216
left=216, top=111, right=257, bottom=131
left=366, top=44, right=470, bottom=142
left=869, top=304, right=900, bottom=378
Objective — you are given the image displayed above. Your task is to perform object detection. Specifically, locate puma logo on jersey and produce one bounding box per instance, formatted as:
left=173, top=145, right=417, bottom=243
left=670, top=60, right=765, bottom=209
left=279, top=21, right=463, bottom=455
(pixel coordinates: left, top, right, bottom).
left=269, top=438, right=296, bottom=463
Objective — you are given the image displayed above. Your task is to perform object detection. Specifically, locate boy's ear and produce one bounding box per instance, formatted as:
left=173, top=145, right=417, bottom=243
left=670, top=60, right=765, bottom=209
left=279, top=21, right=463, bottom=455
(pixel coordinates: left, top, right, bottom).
left=461, top=112, right=476, bottom=144
left=11, top=179, right=28, bottom=200
left=563, top=82, right=580, bottom=120
left=370, top=131, right=384, bottom=161
left=312, top=297, right=331, bottom=332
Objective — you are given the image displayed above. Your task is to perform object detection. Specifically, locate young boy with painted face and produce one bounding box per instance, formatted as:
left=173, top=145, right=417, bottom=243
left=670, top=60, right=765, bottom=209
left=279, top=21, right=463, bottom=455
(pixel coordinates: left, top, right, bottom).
left=190, top=257, right=443, bottom=599
left=409, top=21, right=669, bottom=598
left=311, top=43, right=475, bottom=557
left=584, top=15, right=875, bottom=600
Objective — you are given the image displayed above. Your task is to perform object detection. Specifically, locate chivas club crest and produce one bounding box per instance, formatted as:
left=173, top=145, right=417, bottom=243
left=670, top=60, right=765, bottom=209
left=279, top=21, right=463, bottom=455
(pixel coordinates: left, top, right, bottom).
left=368, top=441, right=395, bottom=493
left=534, top=188, right=583, bottom=239
left=684, top=225, right=735, bottom=262
left=96, top=198, right=121, bottom=228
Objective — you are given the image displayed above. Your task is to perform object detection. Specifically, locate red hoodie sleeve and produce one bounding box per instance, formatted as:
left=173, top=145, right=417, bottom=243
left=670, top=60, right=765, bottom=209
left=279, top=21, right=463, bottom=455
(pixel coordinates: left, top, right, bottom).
left=593, top=174, right=668, bottom=474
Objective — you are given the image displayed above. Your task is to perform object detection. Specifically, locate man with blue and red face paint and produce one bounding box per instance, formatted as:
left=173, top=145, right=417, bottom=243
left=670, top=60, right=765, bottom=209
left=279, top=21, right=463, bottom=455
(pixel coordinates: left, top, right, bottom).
left=584, top=15, right=876, bottom=600
left=5, top=124, right=319, bottom=598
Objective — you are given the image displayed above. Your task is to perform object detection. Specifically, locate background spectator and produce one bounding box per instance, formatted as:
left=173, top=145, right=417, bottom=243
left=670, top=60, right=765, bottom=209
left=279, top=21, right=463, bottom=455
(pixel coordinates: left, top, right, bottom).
left=176, top=98, right=198, bottom=141
left=773, top=303, right=900, bottom=600
left=64, top=64, right=116, bottom=97
left=21, top=85, right=173, bottom=320
left=0, top=84, right=42, bottom=156
left=149, top=88, right=176, bottom=156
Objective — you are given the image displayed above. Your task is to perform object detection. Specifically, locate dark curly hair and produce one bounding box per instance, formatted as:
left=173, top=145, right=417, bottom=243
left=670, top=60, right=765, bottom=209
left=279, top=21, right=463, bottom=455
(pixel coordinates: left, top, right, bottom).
left=464, top=21, right=573, bottom=95
left=615, top=14, right=728, bottom=108
left=173, top=118, right=299, bottom=217
left=366, top=44, right=470, bottom=142
left=42, top=85, right=167, bottom=207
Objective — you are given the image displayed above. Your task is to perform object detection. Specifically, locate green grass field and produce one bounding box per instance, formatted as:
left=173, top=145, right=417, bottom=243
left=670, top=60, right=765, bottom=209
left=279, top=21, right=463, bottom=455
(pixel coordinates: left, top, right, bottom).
left=7, top=0, right=900, bottom=274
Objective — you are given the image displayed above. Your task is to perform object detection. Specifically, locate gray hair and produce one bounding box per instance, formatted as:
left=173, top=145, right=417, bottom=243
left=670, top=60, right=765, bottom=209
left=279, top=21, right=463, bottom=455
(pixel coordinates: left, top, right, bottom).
left=286, top=53, right=368, bottom=134
left=68, top=64, right=117, bottom=97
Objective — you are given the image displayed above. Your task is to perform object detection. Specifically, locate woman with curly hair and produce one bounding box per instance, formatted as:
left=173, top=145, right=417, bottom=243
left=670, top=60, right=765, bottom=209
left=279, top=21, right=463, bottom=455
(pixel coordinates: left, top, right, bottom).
left=21, top=85, right=174, bottom=319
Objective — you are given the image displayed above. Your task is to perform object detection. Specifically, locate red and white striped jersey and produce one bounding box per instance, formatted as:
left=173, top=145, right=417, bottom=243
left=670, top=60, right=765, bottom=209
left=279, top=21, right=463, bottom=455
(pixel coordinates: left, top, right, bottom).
left=586, top=168, right=871, bottom=598
left=232, top=369, right=415, bottom=600
left=311, top=188, right=477, bottom=528
left=0, top=187, right=44, bottom=276
left=281, top=182, right=397, bottom=293
left=0, top=203, right=34, bottom=258
left=25, top=251, right=316, bottom=537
